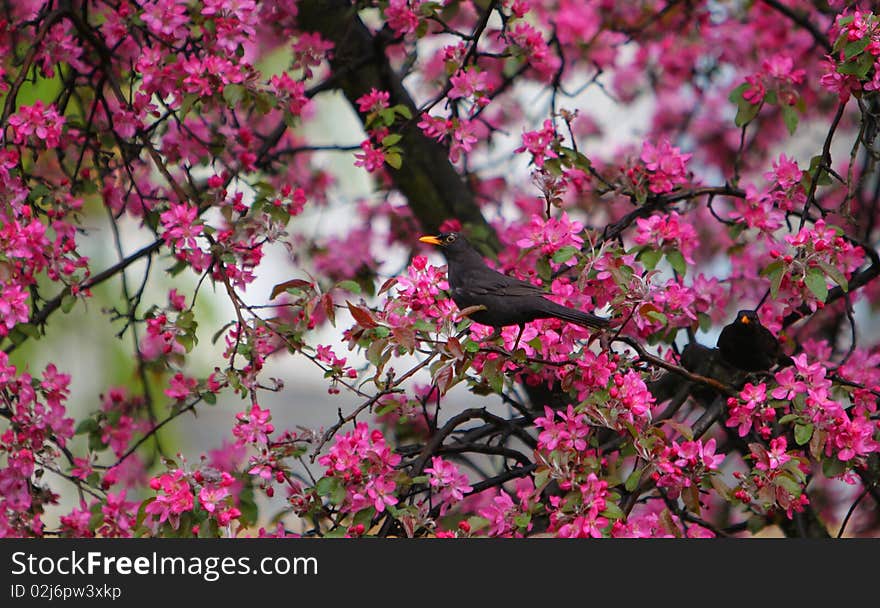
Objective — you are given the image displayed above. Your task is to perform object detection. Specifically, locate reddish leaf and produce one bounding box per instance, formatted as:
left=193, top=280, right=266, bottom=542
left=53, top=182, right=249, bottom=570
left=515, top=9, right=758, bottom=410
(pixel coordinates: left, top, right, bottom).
left=347, top=301, right=378, bottom=328
left=456, top=304, right=487, bottom=320
left=433, top=362, right=455, bottom=395
left=392, top=327, right=416, bottom=353
left=270, top=278, right=312, bottom=300
left=322, top=292, right=335, bottom=326
left=446, top=336, right=463, bottom=359
left=378, top=277, right=398, bottom=295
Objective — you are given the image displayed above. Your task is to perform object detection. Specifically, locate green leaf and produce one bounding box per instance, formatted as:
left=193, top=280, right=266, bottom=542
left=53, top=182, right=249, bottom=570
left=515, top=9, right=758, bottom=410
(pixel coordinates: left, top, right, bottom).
left=844, top=36, right=870, bottom=60
left=75, top=418, right=98, bottom=435
left=645, top=310, right=668, bottom=325
left=666, top=249, right=687, bottom=276
left=804, top=268, right=828, bottom=302
left=823, top=457, right=847, bottom=477
left=837, top=52, right=874, bottom=78
left=638, top=247, right=663, bottom=270
left=316, top=476, right=339, bottom=497
left=817, top=260, right=848, bottom=292
left=352, top=507, right=375, bottom=529
left=794, top=422, right=814, bottom=446
left=535, top=256, right=551, bottom=282
left=466, top=515, right=490, bottom=533
left=775, top=474, right=803, bottom=496
left=378, top=108, right=396, bottom=126
left=336, top=280, right=362, bottom=293
left=533, top=468, right=551, bottom=491
left=806, top=155, right=833, bottom=187
left=393, top=104, right=413, bottom=120
left=513, top=513, right=532, bottom=529
left=16, top=323, right=39, bottom=338
left=624, top=467, right=643, bottom=492
left=781, top=104, right=798, bottom=135
left=729, top=82, right=761, bottom=127
left=61, top=292, right=77, bottom=313
left=600, top=502, right=624, bottom=520
left=381, top=133, right=402, bottom=147
left=543, top=157, right=563, bottom=176
left=761, top=260, right=785, bottom=299
left=222, top=84, right=246, bottom=107
left=552, top=245, right=579, bottom=264
left=697, top=312, right=712, bottom=333
left=385, top=152, right=402, bottom=169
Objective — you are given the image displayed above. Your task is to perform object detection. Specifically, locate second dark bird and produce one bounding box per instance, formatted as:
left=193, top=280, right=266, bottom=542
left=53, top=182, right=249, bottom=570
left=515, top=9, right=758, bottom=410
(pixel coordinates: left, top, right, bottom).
left=716, top=309, right=793, bottom=371
left=419, top=232, right=609, bottom=345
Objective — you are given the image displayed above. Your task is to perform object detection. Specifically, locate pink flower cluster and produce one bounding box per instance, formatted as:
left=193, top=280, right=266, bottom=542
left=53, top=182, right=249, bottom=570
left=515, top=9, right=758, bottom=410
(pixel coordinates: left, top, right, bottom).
left=417, top=114, right=479, bottom=163
left=317, top=423, right=402, bottom=514
left=478, top=477, right=538, bottom=537
left=727, top=352, right=879, bottom=468
left=741, top=53, right=806, bottom=106
left=771, top=219, right=865, bottom=312
left=7, top=101, right=66, bottom=148
left=548, top=473, right=609, bottom=538
left=654, top=438, right=724, bottom=499
left=424, top=456, right=473, bottom=515
left=822, top=11, right=880, bottom=98
left=637, top=138, right=692, bottom=194
left=386, top=254, right=458, bottom=332
left=144, top=470, right=194, bottom=530
left=634, top=211, right=697, bottom=265
left=535, top=405, right=590, bottom=453
left=515, top=119, right=559, bottom=168
left=735, top=437, right=810, bottom=518
left=515, top=212, right=584, bottom=259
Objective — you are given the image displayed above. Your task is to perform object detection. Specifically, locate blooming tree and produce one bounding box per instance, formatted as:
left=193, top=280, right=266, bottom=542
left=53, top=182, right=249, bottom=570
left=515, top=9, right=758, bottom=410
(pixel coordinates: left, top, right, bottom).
left=2, top=0, right=880, bottom=539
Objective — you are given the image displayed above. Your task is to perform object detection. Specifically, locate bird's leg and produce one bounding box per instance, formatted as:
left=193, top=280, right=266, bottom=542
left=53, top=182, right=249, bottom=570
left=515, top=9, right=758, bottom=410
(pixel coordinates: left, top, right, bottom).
left=512, top=324, right=525, bottom=352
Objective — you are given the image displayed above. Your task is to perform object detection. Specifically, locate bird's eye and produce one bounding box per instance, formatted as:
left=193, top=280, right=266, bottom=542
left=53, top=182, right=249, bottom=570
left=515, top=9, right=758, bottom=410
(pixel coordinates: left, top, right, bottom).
left=445, top=234, right=457, bottom=243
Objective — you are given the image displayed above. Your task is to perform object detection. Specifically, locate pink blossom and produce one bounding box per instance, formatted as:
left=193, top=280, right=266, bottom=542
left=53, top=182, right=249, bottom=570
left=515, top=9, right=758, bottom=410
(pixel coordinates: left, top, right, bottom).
left=160, top=203, right=203, bottom=251
left=356, top=88, right=391, bottom=114
left=515, top=119, right=559, bottom=168
left=60, top=504, right=94, bottom=537
left=515, top=212, right=584, bottom=257
left=141, top=0, right=191, bottom=43
left=354, top=140, right=386, bottom=173
left=7, top=101, right=66, bottom=148
left=0, top=283, right=30, bottom=333
left=233, top=403, right=275, bottom=445
left=449, top=68, right=491, bottom=100
left=449, top=118, right=478, bottom=163
left=100, top=491, right=140, bottom=537
left=640, top=138, right=692, bottom=193
left=164, top=372, right=197, bottom=401
left=385, top=0, right=420, bottom=36
left=633, top=211, right=697, bottom=264
left=317, top=423, right=401, bottom=514
left=144, top=470, right=195, bottom=529
left=418, top=114, right=449, bottom=141
left=753, top=436, right=790, bottom=471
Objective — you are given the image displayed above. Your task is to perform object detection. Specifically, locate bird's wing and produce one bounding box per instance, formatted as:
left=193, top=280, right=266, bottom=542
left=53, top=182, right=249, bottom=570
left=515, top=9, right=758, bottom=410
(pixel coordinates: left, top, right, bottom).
left=463, top=267, right=546, bottom=297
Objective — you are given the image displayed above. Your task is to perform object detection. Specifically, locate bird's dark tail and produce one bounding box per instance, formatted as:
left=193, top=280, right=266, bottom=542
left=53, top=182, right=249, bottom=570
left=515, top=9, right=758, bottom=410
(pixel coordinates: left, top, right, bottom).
left=540, top=299, right=610, bottom=330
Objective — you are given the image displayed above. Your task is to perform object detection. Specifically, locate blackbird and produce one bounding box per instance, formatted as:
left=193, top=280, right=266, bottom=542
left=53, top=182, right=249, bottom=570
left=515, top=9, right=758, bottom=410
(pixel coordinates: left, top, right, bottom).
left=419, top=232, right=609, bottom=345
left=716, top=309, right=793, bottom=372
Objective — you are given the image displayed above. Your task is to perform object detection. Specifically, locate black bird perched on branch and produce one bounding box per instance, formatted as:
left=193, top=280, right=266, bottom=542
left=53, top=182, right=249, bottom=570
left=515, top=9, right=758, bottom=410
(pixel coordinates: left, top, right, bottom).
left=419, top=232, right=610, bottom=346
left=716, top=309, right=794, bottom=372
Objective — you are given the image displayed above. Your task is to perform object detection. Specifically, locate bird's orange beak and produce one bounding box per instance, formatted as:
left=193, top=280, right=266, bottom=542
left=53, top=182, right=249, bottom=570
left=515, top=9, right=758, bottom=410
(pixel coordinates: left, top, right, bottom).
left=740, top=315, right=750, bottom=324
left=419, top=235, right=443, bottom=246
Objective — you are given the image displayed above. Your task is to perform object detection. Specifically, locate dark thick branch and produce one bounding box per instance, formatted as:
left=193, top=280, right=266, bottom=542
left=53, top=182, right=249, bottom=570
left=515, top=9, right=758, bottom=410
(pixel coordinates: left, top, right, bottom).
left=296, top=0, right=498, bottom=244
